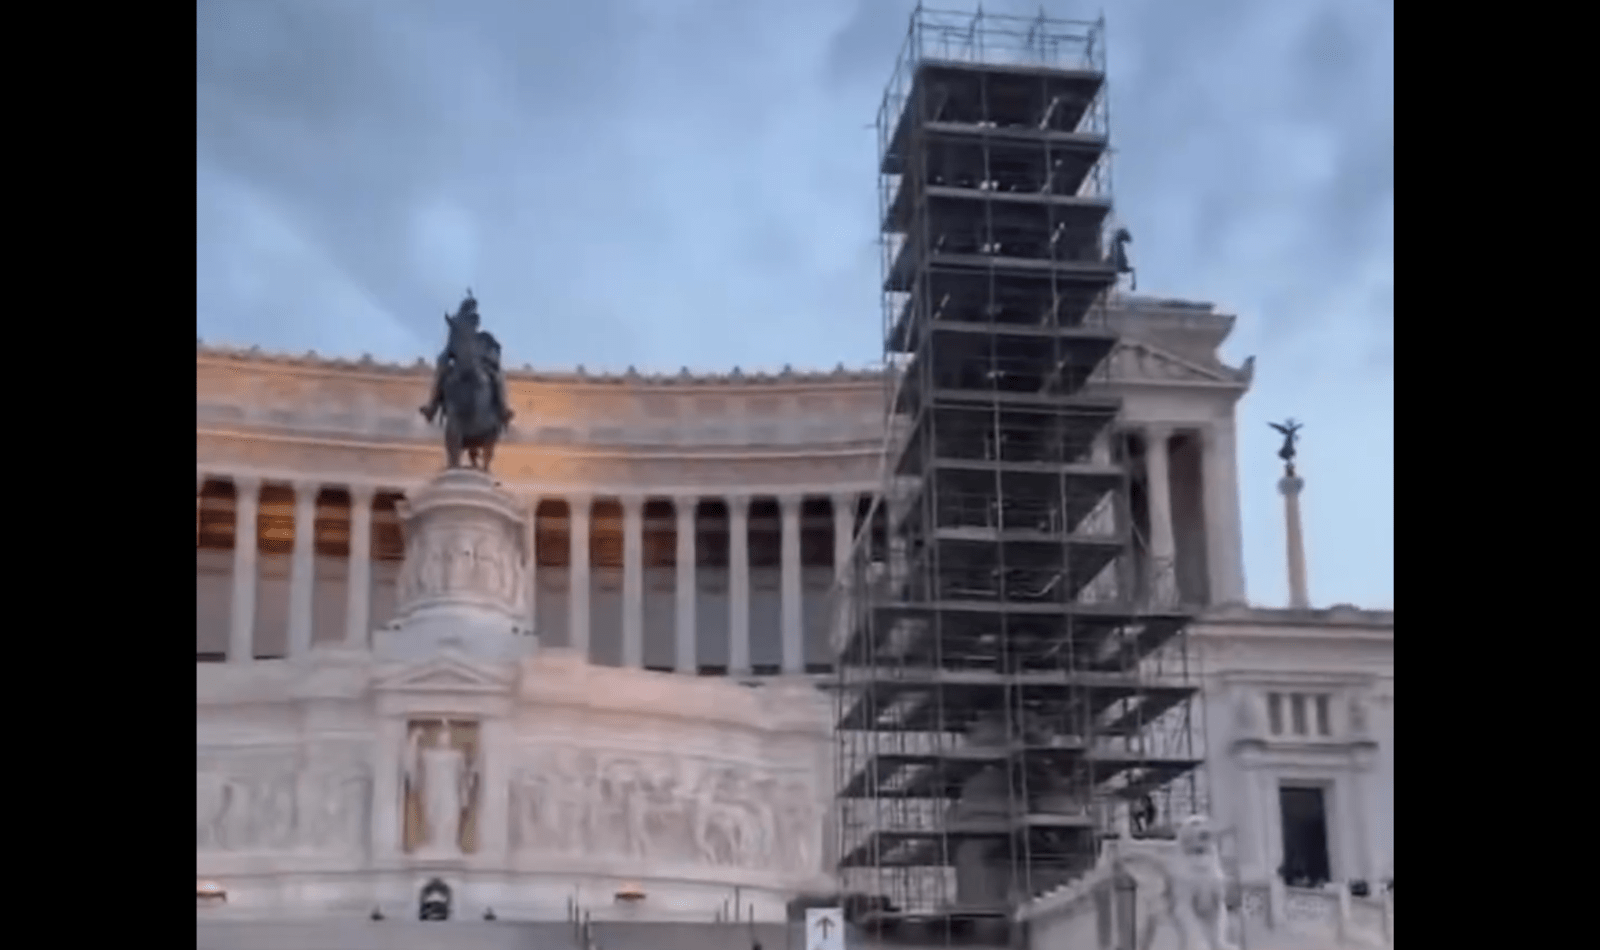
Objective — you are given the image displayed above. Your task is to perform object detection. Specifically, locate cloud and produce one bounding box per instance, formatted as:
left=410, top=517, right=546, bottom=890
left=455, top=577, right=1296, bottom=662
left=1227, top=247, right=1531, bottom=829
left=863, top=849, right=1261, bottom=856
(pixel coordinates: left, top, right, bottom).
left=198, top=0, right=1392, bottom=607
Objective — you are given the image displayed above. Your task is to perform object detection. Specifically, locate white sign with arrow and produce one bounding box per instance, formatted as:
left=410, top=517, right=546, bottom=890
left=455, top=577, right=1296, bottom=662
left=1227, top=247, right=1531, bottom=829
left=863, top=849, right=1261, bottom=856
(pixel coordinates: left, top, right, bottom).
left=805, top=907, right=845, bottom=950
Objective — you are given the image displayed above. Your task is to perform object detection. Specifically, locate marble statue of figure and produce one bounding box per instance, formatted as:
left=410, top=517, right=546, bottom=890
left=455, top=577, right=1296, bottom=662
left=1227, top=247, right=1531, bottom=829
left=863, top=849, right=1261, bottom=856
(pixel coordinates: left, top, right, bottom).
left=1120, top=815, right=1238, bottom=950
left=406, top=722, right=476, bottom=856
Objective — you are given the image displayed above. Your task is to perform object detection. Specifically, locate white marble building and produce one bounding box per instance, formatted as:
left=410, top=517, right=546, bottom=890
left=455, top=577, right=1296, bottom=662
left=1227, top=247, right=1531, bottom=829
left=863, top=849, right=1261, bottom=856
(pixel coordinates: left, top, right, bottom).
left=196, top=294, right=1392, bottom=940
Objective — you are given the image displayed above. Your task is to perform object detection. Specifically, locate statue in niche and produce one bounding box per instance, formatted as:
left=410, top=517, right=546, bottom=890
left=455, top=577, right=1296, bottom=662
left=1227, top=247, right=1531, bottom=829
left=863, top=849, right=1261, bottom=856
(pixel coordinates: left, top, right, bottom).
left=405, top=721, right=478, bottom=858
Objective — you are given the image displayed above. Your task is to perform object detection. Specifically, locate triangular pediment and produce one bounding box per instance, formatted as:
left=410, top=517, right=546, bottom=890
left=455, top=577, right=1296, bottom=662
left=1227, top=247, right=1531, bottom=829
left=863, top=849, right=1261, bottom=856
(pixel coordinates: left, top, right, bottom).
left=1107, top=339, right=1248, bottom=386
left=372, top=650, right=515, bottom=695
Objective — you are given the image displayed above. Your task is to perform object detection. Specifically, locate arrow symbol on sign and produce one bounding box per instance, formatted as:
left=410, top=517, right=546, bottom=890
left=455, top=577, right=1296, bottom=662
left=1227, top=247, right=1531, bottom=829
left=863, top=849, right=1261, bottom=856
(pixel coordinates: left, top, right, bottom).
left=815, top=916, right=836, bottom=938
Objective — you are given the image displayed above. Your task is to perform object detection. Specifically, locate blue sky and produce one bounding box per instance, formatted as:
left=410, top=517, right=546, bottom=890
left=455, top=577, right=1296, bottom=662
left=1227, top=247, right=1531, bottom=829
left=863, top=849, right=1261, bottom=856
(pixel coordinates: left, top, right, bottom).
left=196, top=0, right=1393, bottom=611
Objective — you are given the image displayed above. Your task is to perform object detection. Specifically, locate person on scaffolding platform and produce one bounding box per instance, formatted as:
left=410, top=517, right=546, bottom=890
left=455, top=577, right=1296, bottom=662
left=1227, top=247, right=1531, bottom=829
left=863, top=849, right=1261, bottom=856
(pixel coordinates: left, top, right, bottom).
left=1132, top=794, right=1158, bottom=835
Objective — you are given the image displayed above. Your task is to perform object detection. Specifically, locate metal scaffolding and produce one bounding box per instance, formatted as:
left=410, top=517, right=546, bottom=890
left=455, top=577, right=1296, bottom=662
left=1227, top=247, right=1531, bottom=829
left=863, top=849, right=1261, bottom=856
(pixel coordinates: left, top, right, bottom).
left=832, top=7, right=1206, bottom=945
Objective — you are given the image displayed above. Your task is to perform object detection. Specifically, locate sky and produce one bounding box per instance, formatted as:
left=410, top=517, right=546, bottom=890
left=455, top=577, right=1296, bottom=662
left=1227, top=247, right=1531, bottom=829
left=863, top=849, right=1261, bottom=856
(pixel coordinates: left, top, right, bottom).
left=197, top=0, right=1393, bottom=611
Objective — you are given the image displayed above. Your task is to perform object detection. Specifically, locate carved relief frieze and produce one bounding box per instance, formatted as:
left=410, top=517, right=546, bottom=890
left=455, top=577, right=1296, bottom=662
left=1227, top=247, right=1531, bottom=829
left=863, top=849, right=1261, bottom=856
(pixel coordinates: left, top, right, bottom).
left=397, top=520, right=525, bottom=611
left=508, top=748, right=818, bottom=878
left=197, top=750, right=372, bottom=855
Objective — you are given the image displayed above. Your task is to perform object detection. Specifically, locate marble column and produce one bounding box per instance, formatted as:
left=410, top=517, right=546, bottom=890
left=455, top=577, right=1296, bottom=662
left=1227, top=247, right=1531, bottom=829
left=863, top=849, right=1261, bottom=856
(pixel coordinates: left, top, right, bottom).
left=288, top=480, right=318, bottom=659
left=674, top=496, right=698, bottom=674
left=524, top=496, right=539, bottom=633
left=1280, top=473, right=1311, bottom=609
left=228, top=475, right=262, bottom=664
left=1202, top=421, right=1247, bottom=605
left=727, top=494, right=751, bottom=676
left=779, top=495, right=804, bottom=674
left=1258, top=769, right=1283, bottom=880
left=477, top=719, right=511, bottom=861
left=831, top=493, right=857, bottom=660
left=1143, top=426, right=1176, bottom=602
left=568, top=494, right=592, bottom=661
left=1234, top=751, right=1268, bottom=880
left=1350, top=748, right=1380, bottom=883
left=371, top=718, right=406, bottom=860
left=621, top=495, right=645, bottom=668
left=344, top=485, right=375, bottom=649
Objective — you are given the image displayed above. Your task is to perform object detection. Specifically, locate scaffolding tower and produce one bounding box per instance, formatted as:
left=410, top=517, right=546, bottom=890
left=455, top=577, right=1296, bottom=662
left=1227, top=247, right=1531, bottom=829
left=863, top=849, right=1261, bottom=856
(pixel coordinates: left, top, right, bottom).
left=833, top=7, right=1206, bottom=945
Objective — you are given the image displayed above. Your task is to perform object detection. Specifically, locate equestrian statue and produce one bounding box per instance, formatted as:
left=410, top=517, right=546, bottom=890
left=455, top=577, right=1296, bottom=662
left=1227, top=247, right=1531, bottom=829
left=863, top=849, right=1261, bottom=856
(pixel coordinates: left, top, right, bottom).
left=420, top=290, right=515, bottom=471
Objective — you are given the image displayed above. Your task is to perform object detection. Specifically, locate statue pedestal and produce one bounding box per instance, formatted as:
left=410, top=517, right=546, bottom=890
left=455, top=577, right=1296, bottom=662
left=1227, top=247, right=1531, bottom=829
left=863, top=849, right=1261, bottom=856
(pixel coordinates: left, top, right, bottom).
left=374, top=469, right=534, bottom=663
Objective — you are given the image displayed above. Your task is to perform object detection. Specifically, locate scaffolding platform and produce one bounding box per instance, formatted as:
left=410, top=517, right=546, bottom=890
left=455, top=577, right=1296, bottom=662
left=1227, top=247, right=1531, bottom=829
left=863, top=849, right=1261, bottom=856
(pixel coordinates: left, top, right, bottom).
left=833, top=7, right=1205, bottom=943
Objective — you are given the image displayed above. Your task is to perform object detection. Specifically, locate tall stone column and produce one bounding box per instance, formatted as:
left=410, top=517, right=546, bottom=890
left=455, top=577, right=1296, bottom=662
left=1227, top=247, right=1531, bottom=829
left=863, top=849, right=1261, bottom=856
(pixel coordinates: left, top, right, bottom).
left=370, top=718, right=405, bottom=861
left=727, top=494, right=751, bottom=676
left=568, top=494, right=592, bottom=660
left=1234, top=750, right=1268, bottom=879
left=831, top=493, right=857, bottom=654
left=1280, top=473, right=1311, bottom=609
left=779, top=495, right=804, bottom=675
left=1143, top=426, right=1177, bottom=602
left=477, top=718, right=511, bottom=862
left=344, top=485, right=375, bottom=649
left=288, top=480, right=319, bottom=659
left=524, top=496, right=539, bottom=634
left=621, top=495, right=645, bottom=668
left=1202, top=421, right=1247, bottom=605
left=228, top=475, right=261, bottom=664
left=1258, top=769, right=1283, bottom=880
left=674, top=496, right=698, bottom=674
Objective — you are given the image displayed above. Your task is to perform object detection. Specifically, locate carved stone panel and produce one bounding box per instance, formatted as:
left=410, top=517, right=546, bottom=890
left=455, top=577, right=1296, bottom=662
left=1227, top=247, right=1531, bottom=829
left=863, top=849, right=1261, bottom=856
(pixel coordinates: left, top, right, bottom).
left=508, top=749, right=818, bottom=877
left=197, top=751, right=371, bottom=855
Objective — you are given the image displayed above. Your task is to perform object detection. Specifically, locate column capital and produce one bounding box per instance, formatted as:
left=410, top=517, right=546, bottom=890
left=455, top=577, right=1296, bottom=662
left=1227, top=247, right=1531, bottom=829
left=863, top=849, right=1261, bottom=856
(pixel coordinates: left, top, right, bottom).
left=233, top=474, right=262, bottom=496
left=831, top=491, right=858, bottom=510
left=726, top=493, right=751, bottom=514
left=292, top=479, right=322, bottom=499
left=673, top=494, right=699, bottom=517
left=779, top=494, right=804, bottom=516
left=620, top=494, right=645, bottom=514
left=567, top=493, right=593, bottom=514
left=1143, top=423, right=1173, bottom=443
left=347, top=483, right=377, bottom=505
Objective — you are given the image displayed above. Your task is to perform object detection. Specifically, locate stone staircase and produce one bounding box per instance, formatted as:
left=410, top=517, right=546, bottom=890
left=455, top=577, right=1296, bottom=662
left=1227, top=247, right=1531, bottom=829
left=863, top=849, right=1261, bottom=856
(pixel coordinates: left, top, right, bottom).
left=198, top=918, right=988, bottom=950
left=195, top=920, right=580, bottom=950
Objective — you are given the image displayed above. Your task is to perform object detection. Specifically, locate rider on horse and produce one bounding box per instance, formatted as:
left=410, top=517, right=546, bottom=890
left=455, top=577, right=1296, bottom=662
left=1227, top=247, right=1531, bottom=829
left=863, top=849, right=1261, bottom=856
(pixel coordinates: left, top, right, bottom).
left=419, top=291, right=515, bottom=428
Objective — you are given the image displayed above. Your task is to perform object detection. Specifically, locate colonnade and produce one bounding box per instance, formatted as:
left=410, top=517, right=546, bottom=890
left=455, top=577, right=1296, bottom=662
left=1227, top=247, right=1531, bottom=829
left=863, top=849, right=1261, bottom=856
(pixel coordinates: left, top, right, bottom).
left=198, top=420, right=1245, bottom=666
left=1133, top=421, right=1246, bottom=607
left=198, top=474, right=859, bottom=675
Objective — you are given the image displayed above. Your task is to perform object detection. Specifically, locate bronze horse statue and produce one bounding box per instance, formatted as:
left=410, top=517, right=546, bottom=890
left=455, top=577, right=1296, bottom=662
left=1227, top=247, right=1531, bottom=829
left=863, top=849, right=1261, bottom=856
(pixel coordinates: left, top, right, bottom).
left=421, top=293, right=513, bottom=472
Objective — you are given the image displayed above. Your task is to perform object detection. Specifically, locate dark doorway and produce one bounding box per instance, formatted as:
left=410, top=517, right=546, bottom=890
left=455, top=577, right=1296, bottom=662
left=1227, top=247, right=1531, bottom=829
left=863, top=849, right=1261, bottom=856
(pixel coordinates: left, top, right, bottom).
left=1278, top=785, right=1331, bottom=887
